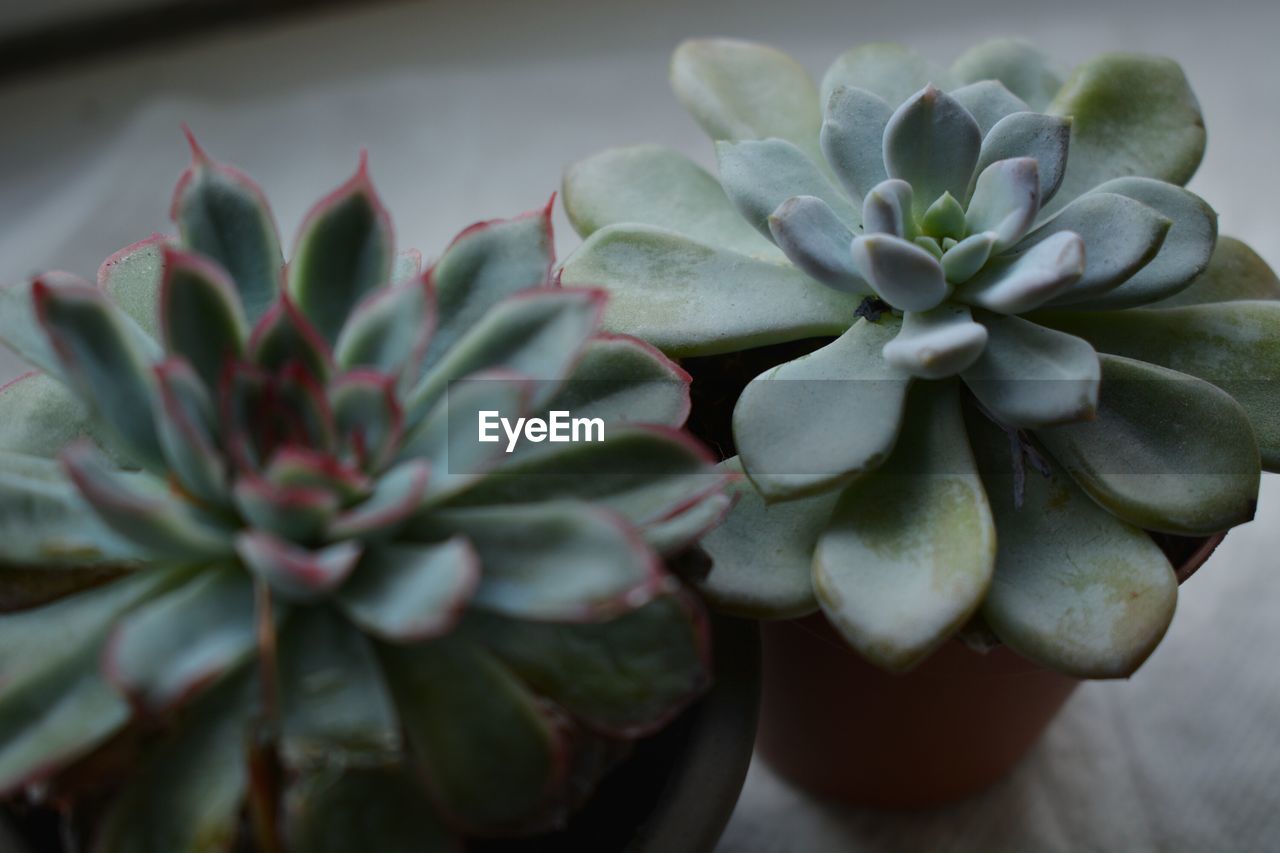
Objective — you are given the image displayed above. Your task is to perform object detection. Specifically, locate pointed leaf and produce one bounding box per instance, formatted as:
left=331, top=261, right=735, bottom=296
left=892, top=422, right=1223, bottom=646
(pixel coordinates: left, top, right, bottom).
left=814, top=382, right=996, bottom=671
left=0, top=278, right=68, bottom=380
left=279, top=606, right=400, bottom=768
left=379, top=639, right=567, bottom=833
left=965, top=156, right=1040, bottom=249
left=959, top=230, right=1084, bottom=313
left=285, top=766, right=457, bottom=853
left=106, top=565, right=257, bottom=712
left=966, top=405, right=1177, bottom=678
left=671, top=38, right=823, bottom=162
left=425, top=501, right=665, bottom=622
left=716, top=138, right=858, bottom=237
left=34, top=278, right=165, bottom=470
left=821, top=42, right=950, bottom=109
left=941, top=231, right=997, bottom=284
left=883, top=85, right=982, bottom=218
left=1046, top=53, right=1205, bottom=213
left=153, top=360, right=226, bottom=504
left=963, top=314, right=1099, bottom=428
left=883, top=304, right=988, bottom=379
left=463, top=590, right=710, bottom=737
left=1064, top=177, right=1217, bottom=309
left=563, top=144, right=779, bottom=259
left=334, top=274, right=434, bottom=381
left=159, top=246, right=247, bottom=390
left=248, top=293, right=334, bottom=380
left=1036, top=301, right=1280, bottom=469
left=948, top=80, right=1029, bottom=136
left=97, top=234, right=169, bottom=337
left=287, top=156, right=394, bottom=341
left=1149, top=236, right=1280, bottom=308
left=0, top=372, right=119, bottom=461
left=61, top=442, right=232, bottom=559
left=850, top=234, right=949, bottom=312
left=1023, top=192, right=1169, bottom=305
left=920, top=191, right=967, bottom=241
left=236, top=532, right=362, bottom=602
left=973, top=112, right=1071, bottom=205
left=1036, top=354, right=1260, bottom=535
left=560, top=225, right=856, bottom=357
left=336, top=538, right=478, bottom=642
left=697, top=457, right=827, bottom=618
left=171, top=130, right=283, bottom=321
left=768, top=195, right=864, bottom=293
left=819, top=86, right=892, bottom=202
left=952, top=38, right=1063, bottom=110
left=640, top=487, right=732, bottom=556
left=232, top=476, right=340, bottom=544
left=329, top=460, right=430, bottom=540
left=733, top=317, right=913, bottom=500
left=424, top=204, right=555, bottom=368
left=330, top=370, right=403, bottom=472
left=540, top=334, right=689, bottom=429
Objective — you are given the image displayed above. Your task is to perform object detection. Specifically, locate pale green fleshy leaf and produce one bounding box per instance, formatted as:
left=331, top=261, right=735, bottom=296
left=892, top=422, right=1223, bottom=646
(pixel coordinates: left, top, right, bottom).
left=965, top=156, right=1040, bottom=249
left=640, top=488, right=732, bottom=556
left=1035, top=354, right=1260, bottom=535
left=279, top=606, right=401, bottom=769
left=819, top=85, right=892, bottom=202
left=965, top=403, right=1177, bottom=678
left=941, top=231, right=997, bottom=284
left=952, top=38, right=1063, bottom=111
left=235, top=533, right=362, bottom=603
left=850, top=234, right=949, bottom=312
left=716, top=138, right=858, bottom=237
left=1149, top=236, right=1280, bottom=308
left=697, top=457, right=828, bottom=618
left=972, top=112, right=1071, bottom=205
left=285, top=766, right=457, bottom=853
left=883, top=85, right=983, bottom=218
left=861, top=178, right=913, bottom=238
left=539, top=334, right=689, bottom=429
left=334, top=276, right=433, bottom=382
left=962, top=314, right=1099, bottom=428
left=336, top=538, right=478, bottom=643
left=920, top=191, right=966, bottom=241
left=461, top=590, right=709, bottom=737
left=883, top=304, right=988, bottom=379
left=0, top=280, right=66, bottom=380
left=768, top=195, right=864, bottom=293
left=1036, top=301, right=1280, bottom=470
left=1023, top=192, right=1170, bottom=305
left=159, top=248, right=247, bottom=392
left=959, top=230, right=1084, bottom=314
left=821, top=42, right=952, bottom=110
left=671, top=38, right=823, bottom=163
left=947, top=80, right=1029, bottom=136
left=153, top=360, right=227, bottom=505
left=562, top=144, right=780, bottom=259
left=560, top=225, right=856, bottom=357
left=97, top=235, right=169, bottom=337
left=0, top=372, right=123, bottom=462
left=1063, top=177, right=1217, bottom=309
left=733, top=317, right=912, bottom=501
left=1046, top=53, right=1206, bottom=213
left=814, top=381, right=995, bottom=672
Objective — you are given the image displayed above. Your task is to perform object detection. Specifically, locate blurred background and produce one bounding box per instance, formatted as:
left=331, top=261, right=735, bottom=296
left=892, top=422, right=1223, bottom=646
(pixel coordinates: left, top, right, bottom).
left=0, top=0, right=1277, bottom=849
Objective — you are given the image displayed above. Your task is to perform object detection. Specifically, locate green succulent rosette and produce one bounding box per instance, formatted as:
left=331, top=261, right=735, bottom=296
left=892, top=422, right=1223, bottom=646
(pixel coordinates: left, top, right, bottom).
left=0, top=135, right=732, bottom=850
left=562, top=38, right=1280, bottom=676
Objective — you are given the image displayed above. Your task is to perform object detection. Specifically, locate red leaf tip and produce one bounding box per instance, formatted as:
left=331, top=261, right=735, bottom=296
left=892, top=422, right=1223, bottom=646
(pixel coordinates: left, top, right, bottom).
left=180, top=122, right=211, bottom=166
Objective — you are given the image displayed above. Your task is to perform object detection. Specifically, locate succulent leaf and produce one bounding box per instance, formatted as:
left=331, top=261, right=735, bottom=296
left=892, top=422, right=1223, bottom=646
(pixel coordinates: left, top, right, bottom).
left=716, top=138, right=859, bottom=237
left=821, top=42, right=950, bottom=110
left=768, top=195, right=864, bottom=293
left=278, top=606, right=400, bottom=768
left=34, top=278, right=166, bottom=470
left=0, top=279, right=69, bottom=381
left=1022, top=192, right=1170, bottom=304
left=153, top=360, right=227, bottom=504
left=965, top=156, right=1040, bottom=249
left=336, top=538, right=478, bottom=643
left=940, top=231, right=997, bottom=284
left=1036, top=355, right=1260, bottom=535
left=462, top=590, right=709, bottom=737
left=541, top=334, right=690, bottom=429
left=861, top=178, right=914, bottom=239
left=562, top=144, right=779, bottom=259
left=159, top=247, right=248, bottom=391
left=1063, top=177, right=1217, bottom=309
left=232, top=476, right=340, bottom=544
left=639, top=488, right=733, bottom=556
left=328, top=459, right=430, bottom=540
left=882, top=85, right=982, bottom=218
left=427, top=501, right=664, bottom=622
left=973, top=112, right=1071, bottom=204
left=962, top=314, right=1100, bottom=428
left=850, top=234, right=949, bottom=312
left=330, top=370, right=404, bottom=472
left=105, top=565, right=257, bottom=712
left=379, top=639, right=568, bottom=833
left=813, top=382, right=995, bottom=672
left=1037, top=302, right=1280, bottom=469
left=883, top=304, right=989, bottom=379
left=696, top=457, right=827, bottom=619
left=958, top=230, right=1084, bottom=313
left=1148, top=236, right=1280, bottom=307
left=560, top=225, right=855, bottom=356
left=248, top=291, right=334, bottom=381
left=286, top=155, right=394, bottom=342
left=97, top=234, right=169, bottom=337
left=819, top=86, right=893, bottom=202
left=966, top=402, right=1177, bottom=678
left=334, top=274, right=434, bottom=382
left=236, top=532, right=362, bottom=602
left=671, top=38, right=823, bottom=162
left=920, top=191, right=967, bottom=241
left=947, top=80, right=1030, bottom=136
left=1046, top=53, right=1206, bottom=212
left=733, top=318, right=912, bottom=500
left=171, top=129, right=283, bottom=322
left=951, top=38, right=1063, bottom=110
left=0, top=372, right=117, bottom=462
left=285, top=766, right=458, bottom=853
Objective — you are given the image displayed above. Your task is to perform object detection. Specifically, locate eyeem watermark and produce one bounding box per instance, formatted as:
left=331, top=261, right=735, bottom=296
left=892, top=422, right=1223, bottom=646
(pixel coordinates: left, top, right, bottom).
left=478, top=410, right=605, bottom=453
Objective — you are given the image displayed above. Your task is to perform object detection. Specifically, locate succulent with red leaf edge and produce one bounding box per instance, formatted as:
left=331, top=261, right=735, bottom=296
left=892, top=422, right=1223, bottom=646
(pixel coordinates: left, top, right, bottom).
left=0, top=131, right=732, bottom=851
left=561, top=37, right=1280, bottom=677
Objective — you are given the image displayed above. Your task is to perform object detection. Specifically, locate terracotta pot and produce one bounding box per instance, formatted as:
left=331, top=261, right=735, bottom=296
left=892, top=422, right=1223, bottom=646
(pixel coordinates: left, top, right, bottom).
left=756, top=533, right=1225, bottom=810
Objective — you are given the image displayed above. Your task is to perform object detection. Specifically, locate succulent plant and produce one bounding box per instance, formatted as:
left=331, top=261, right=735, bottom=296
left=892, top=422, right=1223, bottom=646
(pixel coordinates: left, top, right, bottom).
left=0, top=133, right=732, bottom=851
left=561, top=38, right=1280, bottom=677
